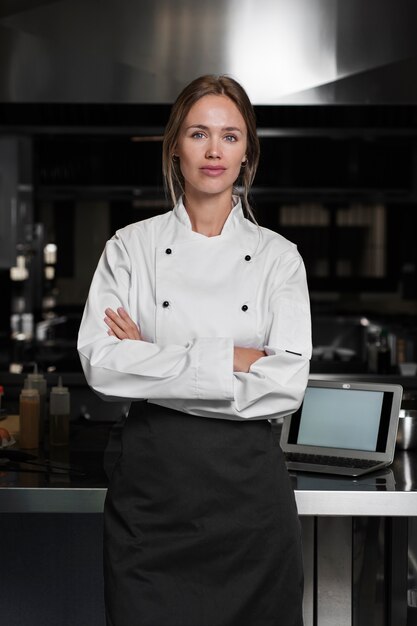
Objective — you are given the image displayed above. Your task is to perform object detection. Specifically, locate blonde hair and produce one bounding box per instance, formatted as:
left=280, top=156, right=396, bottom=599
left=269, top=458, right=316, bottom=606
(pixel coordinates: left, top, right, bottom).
left=162, top=74, right=260, bottom=223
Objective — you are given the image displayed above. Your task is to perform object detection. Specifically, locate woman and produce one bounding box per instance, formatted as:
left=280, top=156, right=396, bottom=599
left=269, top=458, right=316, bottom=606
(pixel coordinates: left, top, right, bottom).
left=78, top=74, right=312, bottom=626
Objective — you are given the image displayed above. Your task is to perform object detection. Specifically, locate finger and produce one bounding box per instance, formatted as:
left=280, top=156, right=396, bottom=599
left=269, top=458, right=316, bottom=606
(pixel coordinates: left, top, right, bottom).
left=117, top=307, right=131, bottom=320
left=105, top=308, right=131, bottom=333
left=104, top=316, right=128, bottom=340
left=104, top=307, right=142, bottom=340
left=117, top=307, right=139, bottom=332
left=107, top=307, right=138, bottom=337
left=117, top=307, right=142, bottom=339
left=104, top=315, right=122, bottom=333
left=104, top=313, right=141, bottom=341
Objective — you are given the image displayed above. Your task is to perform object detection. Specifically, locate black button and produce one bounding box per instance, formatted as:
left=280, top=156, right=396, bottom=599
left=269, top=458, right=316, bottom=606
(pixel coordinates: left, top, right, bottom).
left=241, top=304, right=248, bottom=311
left=162, top=301, right=170, bottom=308
left=165, top=248, right=172, bottom=254
left=245, top=255, right=251, bottom=261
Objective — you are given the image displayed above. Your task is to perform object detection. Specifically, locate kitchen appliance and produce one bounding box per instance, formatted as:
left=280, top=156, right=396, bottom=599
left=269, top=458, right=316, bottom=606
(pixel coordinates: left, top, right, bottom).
left=396, top=409, right=417, bottom=450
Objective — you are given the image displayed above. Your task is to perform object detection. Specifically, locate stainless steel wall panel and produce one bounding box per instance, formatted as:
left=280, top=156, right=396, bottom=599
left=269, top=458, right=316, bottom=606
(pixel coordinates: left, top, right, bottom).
left=0, top=0, right=417, bottom=104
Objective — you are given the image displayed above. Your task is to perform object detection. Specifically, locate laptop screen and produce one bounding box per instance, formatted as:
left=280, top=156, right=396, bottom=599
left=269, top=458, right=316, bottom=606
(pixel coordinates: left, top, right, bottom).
left=288, top=387, right=393, bottom=452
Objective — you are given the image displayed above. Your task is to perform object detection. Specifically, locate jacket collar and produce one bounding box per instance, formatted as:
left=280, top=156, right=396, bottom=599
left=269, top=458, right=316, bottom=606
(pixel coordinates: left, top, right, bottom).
left=173, top=195, right=247, bottom=238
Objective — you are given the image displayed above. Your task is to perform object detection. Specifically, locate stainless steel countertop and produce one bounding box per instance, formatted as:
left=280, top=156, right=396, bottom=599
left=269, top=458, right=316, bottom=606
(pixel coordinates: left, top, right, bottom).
left=292, top=452, right=417, bottom=516
left=1, top=448, right=416, bottom=516
left=2, top=374, right=417, bottom=515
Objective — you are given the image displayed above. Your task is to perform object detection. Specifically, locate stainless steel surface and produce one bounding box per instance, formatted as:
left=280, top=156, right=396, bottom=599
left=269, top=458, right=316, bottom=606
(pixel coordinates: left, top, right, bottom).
left=300, top=517, right=314, bottom=626
left=397, top=410, right=417, bottom=450
left=353, top=518, right=386, bottom=626
left=389, top=519, right=409, bottom=626
left=1, top=485, right=416, bottom=515
left=1, top=0, right=417, bottom=104
left=312, top=517, right=408, bottom=626
left=295, top=450, right=417, bottom=516
left=1, top=452, right=417, bottom=514
left=408, top=519, right=417, bottom=615
left=0, top=487, right=106, bottom=513
left=317, top=518, right=352, bottom=626
left=297, top=490, right=417, bottom=517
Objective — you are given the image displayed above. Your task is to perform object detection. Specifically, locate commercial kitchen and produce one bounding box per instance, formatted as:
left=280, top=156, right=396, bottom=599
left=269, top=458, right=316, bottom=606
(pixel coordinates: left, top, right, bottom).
left=1, top=1, right=417, bottom=625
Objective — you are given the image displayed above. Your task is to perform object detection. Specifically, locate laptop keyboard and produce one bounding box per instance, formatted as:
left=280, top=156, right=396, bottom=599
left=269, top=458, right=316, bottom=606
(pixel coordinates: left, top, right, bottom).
left=285, top=452, right=382, bottom=469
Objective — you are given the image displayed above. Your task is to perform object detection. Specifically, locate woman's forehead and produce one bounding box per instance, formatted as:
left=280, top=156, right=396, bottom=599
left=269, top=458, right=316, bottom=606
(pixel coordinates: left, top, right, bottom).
left=183, top=95, right=247, bottom=130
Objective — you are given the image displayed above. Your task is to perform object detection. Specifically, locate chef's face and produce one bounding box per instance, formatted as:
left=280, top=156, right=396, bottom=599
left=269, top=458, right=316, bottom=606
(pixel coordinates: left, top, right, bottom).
left=175, top=95, right=248, bottom=200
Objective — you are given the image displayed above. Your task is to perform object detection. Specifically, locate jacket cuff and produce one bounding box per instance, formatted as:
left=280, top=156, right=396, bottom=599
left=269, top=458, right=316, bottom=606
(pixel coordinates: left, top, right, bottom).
left=196, top=337, right=234, bottom=400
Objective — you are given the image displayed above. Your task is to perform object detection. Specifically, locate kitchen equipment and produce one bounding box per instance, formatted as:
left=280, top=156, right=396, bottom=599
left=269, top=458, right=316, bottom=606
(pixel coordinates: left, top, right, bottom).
left=398, top=362, right=417, bottom=376
left=396, top=410, right=417, bottom=450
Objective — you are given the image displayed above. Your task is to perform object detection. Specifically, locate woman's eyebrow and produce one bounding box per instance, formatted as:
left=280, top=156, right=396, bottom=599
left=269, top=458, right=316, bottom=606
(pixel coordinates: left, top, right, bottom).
left=186, top=124, right=243, bottom=134
left=223, top=126, right=243, bottom=133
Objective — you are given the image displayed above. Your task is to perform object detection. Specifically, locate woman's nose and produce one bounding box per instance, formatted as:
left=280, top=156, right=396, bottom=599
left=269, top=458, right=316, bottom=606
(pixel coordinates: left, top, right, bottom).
left=205, top=138, right=221, bottom=159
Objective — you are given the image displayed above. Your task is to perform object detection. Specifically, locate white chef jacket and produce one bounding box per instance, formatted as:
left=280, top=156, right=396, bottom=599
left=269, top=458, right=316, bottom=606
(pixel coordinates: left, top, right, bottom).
left=77, top=196, right=312, bottom=421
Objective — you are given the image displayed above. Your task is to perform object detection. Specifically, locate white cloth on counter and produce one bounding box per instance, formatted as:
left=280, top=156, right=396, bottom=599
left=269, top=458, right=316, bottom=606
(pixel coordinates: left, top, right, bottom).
left=77, top=196, right=312, bottom=420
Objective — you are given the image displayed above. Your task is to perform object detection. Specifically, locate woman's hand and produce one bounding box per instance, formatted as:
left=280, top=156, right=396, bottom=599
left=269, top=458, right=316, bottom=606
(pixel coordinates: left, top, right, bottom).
left=103, top=310, right=264, bottom=369
left=233, top=347, right=267, bottom=372
left=104, top=307, right=142, bottom=340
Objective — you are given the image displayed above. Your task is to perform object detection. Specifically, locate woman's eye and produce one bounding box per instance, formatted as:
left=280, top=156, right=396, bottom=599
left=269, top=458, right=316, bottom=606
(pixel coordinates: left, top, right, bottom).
left=191, top=132, right=205, bottom=139
left=224, top=135, right=237, bottom=142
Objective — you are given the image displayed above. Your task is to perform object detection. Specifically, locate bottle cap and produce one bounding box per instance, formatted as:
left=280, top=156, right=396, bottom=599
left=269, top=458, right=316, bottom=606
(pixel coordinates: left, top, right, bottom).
left=27, top=372, right=44, bottom=381
left=27, top=375, right=47, bottom=391
left=50, top=376, right=70, bottom=415
left=51, top=376, right=68, bottom=394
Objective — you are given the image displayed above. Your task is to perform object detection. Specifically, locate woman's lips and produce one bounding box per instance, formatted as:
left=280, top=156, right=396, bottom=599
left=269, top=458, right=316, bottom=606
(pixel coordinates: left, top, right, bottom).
left=200, top=166, right=226, bottom=177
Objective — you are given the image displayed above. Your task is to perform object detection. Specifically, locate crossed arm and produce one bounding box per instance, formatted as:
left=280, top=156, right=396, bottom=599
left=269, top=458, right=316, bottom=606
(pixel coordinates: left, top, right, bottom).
left=103, top=307, right=266, bottom=373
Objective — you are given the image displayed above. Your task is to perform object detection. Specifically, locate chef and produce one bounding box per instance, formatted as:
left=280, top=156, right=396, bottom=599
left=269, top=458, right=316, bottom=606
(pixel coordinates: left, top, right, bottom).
left=78, top=74, right=311, bottom=626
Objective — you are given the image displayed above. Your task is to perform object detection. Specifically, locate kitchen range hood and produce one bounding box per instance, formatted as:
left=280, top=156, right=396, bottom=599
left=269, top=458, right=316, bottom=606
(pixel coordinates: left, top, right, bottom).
left=1, top=0, right=417, bottom=106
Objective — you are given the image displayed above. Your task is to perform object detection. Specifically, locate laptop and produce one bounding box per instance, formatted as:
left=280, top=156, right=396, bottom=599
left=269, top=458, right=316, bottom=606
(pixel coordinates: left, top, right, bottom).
left=281, top=379, right=403, bottom=477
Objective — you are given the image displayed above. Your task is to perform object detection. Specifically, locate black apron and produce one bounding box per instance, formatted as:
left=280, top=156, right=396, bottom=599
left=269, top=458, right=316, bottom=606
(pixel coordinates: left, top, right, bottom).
left=103, top=401, right=304, bottom=626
